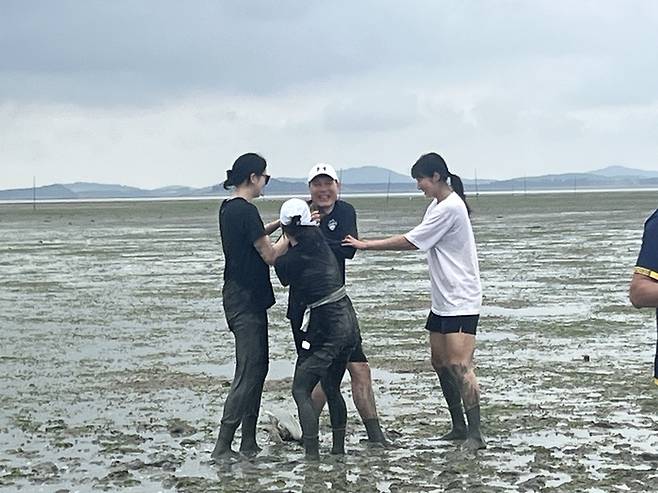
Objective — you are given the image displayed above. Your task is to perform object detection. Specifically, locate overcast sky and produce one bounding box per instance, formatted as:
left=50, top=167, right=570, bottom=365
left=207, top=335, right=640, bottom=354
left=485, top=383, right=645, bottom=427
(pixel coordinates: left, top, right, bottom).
left=2, top=0, right=658, bottom=189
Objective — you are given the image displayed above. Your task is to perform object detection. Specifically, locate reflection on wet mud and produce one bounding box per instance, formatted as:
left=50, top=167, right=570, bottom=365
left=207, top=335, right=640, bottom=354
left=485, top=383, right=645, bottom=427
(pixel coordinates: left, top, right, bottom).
left=1, top=193, right=658, bottom=491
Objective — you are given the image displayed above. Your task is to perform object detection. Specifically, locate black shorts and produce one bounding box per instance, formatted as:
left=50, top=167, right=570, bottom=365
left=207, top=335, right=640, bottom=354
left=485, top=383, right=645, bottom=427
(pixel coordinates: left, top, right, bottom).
left=425, top=312, right=479, bottom=335
left=348, top=336, right=368, bottom=363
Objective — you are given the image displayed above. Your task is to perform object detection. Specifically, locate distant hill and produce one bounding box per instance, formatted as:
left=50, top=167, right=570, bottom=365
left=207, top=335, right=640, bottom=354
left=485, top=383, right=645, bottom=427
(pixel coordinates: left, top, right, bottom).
left=1, top=165, right=656, bottom=200
left=63, top=182, right=153, bottom=198
left=0, top=184, right=77, bottom=200
left=339, top=166, right=412, bottom=184
left=279, top=165, right=412, bottom=184
left=475, top=167, right=658, bottom=192
left=590, top=165, right=658, bottom=178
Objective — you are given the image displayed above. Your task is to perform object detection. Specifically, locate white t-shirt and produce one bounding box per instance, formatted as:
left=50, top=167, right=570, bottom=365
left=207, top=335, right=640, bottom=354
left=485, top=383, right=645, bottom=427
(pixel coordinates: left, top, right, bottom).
left=404, top=192, right=482, bottom=316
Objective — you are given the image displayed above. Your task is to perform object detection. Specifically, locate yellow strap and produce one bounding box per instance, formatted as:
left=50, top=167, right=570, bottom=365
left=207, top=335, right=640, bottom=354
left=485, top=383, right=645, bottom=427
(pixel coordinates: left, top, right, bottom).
left=654, top=377, right=658, bottom=387
left=635, top=266, right=658, bottom=281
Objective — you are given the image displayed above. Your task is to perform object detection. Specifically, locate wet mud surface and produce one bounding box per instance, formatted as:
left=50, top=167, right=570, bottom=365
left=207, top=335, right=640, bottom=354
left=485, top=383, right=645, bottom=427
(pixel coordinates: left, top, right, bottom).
left=1, top=192, right=657, bottom=492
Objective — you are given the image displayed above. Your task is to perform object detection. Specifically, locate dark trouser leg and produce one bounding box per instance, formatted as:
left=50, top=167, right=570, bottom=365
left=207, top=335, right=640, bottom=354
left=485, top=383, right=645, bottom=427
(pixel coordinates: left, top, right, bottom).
left=293, top=321, right=327, bottom=417
left=212, top=310, right=269, bottom=459
left=239, top=316, right=269, bottom=456
left=321, top=352, right=350, bottom=455
left=211, top=424, right=239, bottom=460
left=292, top=361, right=323, bottom=460
left=437, top=367, right=467, bottom=440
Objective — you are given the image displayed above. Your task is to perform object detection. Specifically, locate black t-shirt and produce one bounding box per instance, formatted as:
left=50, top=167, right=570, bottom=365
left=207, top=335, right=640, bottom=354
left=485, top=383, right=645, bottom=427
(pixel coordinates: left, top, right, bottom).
left=275, top=229, right=357, bottom=349
left=285, top=200, right=358, bottom=325
left=219, top=197, right=275, bottom=311
left=316, top=200, right=358, bottom=283
left=275, top=228, right=344, bottom=319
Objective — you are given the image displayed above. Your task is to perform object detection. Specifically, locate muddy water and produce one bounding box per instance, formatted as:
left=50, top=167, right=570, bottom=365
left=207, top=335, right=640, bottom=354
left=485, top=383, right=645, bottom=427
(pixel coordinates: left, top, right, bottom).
left=1, top=192, right=657, bottom=492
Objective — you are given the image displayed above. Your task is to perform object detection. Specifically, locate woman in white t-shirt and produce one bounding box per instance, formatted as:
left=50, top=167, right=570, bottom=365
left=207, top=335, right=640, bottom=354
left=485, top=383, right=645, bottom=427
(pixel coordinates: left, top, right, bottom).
left=343, top=152, right=485, bottom=451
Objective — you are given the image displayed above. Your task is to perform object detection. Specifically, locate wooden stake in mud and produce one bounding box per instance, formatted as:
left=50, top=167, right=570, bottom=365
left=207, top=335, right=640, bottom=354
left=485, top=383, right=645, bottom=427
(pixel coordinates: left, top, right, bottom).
left=338, top=168, right=343, bottom=200
left=386, top=170, right=391, bottom=207
left=474, top=169, right=479, bottom=198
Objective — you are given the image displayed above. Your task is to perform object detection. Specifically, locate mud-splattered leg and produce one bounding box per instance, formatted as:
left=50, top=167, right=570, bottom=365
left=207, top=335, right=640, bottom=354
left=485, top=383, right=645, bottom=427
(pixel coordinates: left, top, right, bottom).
left=431, top=334, right=467, bottom=440
left=432, top=333, right=486, bottom=450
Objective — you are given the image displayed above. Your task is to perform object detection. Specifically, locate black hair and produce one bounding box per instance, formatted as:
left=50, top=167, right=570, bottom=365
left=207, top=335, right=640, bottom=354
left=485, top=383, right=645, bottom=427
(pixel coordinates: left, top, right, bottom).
left=282, top=220, right=324, bottom=249
left=223, top=153, right=267, bottom=190
left=410, top=152, right=471, bottom=214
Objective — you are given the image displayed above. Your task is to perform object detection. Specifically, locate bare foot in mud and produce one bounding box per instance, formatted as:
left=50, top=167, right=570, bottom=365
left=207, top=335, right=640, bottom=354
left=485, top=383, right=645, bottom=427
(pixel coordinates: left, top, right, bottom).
left=210, top=448, right=240, bottom=463
left=362, top=429, right=399, bottom=448
left=366, top=437, right=397, bottom=449
left=305, top=452, right=320, bottom=462
left=239, top=445, right=262, bottom=458
left=461, top=437, right=487, bottom=451
left=439, top=428, right=468, bottom=441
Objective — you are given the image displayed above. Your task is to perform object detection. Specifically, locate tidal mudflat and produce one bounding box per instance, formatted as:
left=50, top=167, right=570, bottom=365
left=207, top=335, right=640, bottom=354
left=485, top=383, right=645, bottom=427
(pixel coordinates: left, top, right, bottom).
left=1, top=192, right=657, bottom=492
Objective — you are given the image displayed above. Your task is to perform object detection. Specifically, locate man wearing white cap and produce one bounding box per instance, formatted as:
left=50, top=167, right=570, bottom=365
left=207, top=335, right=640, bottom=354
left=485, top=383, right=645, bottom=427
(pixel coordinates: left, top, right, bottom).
left=284, top=163, right=389, bottom=445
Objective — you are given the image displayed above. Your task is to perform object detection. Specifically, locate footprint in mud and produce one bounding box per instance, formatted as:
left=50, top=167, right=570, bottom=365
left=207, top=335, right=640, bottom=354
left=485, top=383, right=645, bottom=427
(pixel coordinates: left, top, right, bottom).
left=31, top=461, right=59, bottom=478
left=93, top=430, right=147, bottom=454
left=518, top=475, right=546, bottom=491
left=1, top=462, right=61, bottom=488
left=167, top=417, right=197, bottom=437
left=111, top=452, right=183, bottom=474
left=95, top=469, right=141, bottom=489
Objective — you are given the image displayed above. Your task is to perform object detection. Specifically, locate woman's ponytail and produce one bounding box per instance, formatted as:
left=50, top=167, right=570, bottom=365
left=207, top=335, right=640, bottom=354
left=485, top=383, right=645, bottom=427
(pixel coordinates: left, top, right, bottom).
left=223, top=170, right=234, bottom=190
left=448, top=173, right=471, bottom=215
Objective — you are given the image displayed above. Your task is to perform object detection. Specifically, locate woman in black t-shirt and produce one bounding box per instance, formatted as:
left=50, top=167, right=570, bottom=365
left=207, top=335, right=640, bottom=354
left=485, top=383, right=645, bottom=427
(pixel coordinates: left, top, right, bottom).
left=275, top=198, right=359, bottom=460
left=211, top=153, right=289, bottom=461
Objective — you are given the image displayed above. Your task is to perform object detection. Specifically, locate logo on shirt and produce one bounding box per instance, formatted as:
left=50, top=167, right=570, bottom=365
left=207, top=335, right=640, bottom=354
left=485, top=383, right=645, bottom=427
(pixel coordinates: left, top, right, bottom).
left=327, top=218, right=338, bottom=231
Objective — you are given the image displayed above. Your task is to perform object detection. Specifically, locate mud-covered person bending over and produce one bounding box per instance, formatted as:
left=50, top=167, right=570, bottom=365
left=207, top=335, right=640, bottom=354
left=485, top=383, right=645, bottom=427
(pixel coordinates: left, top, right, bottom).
left=211, top=153, right=289, bottom=461
left=275, top=198, right=359, bottom=460
left=285, top=163, right=388, bottom=445
left=629, top=208, right=658, bottom=387
left=343, top=152, right=486, bottom=451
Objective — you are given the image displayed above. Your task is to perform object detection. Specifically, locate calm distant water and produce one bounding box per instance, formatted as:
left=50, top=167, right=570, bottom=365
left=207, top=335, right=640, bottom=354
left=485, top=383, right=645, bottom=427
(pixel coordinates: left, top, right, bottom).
left=2, top=186, right=658, bottom=205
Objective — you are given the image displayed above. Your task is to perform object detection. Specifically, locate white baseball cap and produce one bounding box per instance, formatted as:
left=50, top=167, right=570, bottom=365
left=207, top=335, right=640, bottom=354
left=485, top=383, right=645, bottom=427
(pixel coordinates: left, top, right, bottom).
left=307, top=163, right=339, bottom=183
left=279, top=198, right=318, bottom=226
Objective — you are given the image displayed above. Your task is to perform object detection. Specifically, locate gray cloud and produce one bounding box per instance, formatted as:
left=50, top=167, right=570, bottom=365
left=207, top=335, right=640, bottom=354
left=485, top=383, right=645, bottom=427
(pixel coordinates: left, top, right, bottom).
left=1, top=0, right=658, bottom=188
left=322, top=92, right=421, bottom=133
left=3, top=1, right=656, bottom=105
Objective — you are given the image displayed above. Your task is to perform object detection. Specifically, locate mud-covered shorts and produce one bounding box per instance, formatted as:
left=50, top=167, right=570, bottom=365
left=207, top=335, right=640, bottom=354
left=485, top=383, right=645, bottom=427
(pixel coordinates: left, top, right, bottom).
left=292, top=322, right=367, bottom=363
left=290, top=296, right=365, bottom=363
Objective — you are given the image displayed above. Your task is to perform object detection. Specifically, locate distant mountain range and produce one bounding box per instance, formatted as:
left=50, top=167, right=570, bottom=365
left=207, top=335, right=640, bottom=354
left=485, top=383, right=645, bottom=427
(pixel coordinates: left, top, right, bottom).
left=1, top=165, right=657, bottom=200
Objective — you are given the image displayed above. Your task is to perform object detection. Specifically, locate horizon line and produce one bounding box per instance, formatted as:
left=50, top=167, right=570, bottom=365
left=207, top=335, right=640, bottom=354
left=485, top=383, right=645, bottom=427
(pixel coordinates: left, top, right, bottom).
left=2, top=163, right=657, bottom=192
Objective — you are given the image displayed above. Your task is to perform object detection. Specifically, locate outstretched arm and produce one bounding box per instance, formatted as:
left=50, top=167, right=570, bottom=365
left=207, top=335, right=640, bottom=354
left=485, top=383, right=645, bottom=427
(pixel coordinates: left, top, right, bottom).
left=342, top=234, right=417, bottom=251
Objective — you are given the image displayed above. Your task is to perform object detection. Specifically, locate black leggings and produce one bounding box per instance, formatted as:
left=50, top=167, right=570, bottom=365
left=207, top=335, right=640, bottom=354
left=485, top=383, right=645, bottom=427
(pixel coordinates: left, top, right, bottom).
left=292, top=341, right=352, bottom=438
